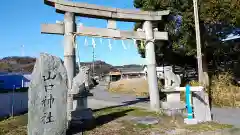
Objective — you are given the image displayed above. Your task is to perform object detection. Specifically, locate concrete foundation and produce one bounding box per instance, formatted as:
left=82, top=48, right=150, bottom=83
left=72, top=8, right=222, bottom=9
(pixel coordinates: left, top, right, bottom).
left=184, top=118, right=198, bottom=125
left=161, top=101, right=185, bottom=116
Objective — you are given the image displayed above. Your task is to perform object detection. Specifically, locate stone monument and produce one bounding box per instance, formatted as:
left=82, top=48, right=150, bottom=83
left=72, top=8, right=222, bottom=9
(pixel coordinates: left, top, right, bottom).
left=161, top=66, right=185, bottom=116
left=81, top=66, right=90, bottom=90
left=68, top=66, right=93, bottom=124
left=163, top=66, right=181, bottom=102
left=28, top=53, right=68, bottom=135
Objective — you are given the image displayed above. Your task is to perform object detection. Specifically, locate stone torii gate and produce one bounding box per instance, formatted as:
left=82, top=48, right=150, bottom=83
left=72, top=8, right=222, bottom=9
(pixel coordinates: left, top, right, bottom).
left=41, top=0, right=169, bottom=111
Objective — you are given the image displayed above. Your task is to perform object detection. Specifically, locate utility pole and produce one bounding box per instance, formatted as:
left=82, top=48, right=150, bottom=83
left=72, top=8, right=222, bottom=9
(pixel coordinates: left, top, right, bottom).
left=193, top=0, right=204, bottom=84
left=75, top=43, right=81, bottom=72
left=21, top=45, right=25, bottom=56
left=192, top=0, right=212, bottom=122
left=92, top=41, right=95, bottom=76
left=21, top=45, right=24, bottom=87
left=77, top=22, right=84, bottom=73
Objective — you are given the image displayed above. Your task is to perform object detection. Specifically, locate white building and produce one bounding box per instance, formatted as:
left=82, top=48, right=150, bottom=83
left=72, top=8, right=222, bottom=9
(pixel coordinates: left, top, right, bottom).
left=143, top=66, right=173, bottom=79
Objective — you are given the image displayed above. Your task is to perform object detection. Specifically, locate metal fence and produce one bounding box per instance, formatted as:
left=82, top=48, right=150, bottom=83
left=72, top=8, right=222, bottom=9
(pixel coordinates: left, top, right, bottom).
left=0, top=92, right=28, bottom=118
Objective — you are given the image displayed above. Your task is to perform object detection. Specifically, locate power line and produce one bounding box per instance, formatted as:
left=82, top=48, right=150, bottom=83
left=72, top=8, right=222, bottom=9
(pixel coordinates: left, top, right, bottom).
left=21, top=45, right=24, bottom=87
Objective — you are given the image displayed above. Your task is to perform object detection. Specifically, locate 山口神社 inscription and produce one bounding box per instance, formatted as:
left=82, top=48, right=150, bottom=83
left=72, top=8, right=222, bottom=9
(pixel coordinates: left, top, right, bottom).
left=28, top=53, right=68, bottom=135
left=41, top=72, right=56, bottom=124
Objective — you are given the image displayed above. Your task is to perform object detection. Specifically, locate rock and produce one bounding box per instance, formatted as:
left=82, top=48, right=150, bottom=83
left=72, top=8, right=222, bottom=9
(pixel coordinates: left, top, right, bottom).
left=165, top=129, right=187, bottom=135
left=28, top=53, right=68, bottom=135
left=151, top=131, right=161, bottom=135
left=184, top=118, right=198, bottom=125
left=131, top=116, right=159, bottom=125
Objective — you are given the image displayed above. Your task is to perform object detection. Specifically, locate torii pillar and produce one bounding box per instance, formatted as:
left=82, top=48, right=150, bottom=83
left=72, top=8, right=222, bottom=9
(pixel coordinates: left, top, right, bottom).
left=143, top=21, right=160, bottom=111
left=64, top=10, right=76, bottom=121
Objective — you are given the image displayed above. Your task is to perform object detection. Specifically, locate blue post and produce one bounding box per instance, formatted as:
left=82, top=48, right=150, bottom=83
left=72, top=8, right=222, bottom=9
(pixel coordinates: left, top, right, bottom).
left=186, top=84, right=193, bottom=119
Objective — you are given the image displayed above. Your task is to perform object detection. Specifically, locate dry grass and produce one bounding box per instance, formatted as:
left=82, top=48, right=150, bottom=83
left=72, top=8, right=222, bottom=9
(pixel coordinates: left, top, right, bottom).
left=108, top=78, right=150, bottom=96
left=109, top=73, right=240, bottom=107
left=0, top=107, right=234, bottom=135
left=84, top=106, right=233, bottom=135
left=0, top=114, right=27, bottom=135
left=180, top=72, right=240, bottom=107
left=108, top=78, right=164, bottom=97
left=210, top=72, right=240, bottom=107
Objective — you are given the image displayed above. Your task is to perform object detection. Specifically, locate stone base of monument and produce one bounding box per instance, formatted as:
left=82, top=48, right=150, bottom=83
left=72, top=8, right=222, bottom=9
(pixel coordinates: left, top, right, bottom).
left=71, top=94, right=94, bottom=123
left=166, top=92, right=180, bottom=102
left=68, top=109, right=95, bottom=134
left=69, top=108, right=95, bottom=134
left=184, top=118, right=198, bottom=125
left=162, top=88, right=181, bottom=102
left=71, top=108, right=94, bottom=122
left=70, top=92, right=94, bottom=125
left=161, top=101, right=185, bottom=116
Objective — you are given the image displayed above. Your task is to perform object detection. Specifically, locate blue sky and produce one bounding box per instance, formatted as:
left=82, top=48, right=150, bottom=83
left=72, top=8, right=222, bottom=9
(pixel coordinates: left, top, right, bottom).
left=0, top=0, right=146, bottom=66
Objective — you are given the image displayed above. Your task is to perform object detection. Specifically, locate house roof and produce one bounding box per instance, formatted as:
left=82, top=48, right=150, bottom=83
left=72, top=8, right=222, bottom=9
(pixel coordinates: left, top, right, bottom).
left=0, top=72, right=7, bottom=75
left=0, top=72, right=31, bottom=76
left=108, top=71, right=121, bottom=76
left=117, top=66, right=145, bottom=74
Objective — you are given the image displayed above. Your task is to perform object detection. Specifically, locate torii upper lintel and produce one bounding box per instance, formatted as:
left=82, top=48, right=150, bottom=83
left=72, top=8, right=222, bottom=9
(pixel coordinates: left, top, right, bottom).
left=44, top=0, right=170, bottom=21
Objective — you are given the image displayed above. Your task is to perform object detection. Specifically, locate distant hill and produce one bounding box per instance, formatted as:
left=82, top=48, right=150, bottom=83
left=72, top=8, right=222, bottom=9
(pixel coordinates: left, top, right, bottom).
left=0, top=56, right=36, bottom=73
left=0, top=57, right=116, bottom=76
left=114, top=64, right=143, bottom=69
left=0, top=56, right=144, bottom=76
left=79, top=60, right=115, bottom=76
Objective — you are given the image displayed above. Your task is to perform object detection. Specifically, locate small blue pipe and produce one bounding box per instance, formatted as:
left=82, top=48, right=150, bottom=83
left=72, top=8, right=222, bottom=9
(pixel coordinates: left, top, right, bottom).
left=186, top=84, right=193, bottom=119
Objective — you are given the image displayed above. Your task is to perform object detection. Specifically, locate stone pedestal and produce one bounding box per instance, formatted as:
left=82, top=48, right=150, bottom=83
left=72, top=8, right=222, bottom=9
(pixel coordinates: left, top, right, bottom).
left=67, top=66, right=93, bottom=123
left=162, top=87, right=181, bottom=101
left=73, top=97, right=87, bottom=111
left=71, top=91, right=94, bottom=122
left=161, top=101, right=185, bottom=116
left=165, top=91, right=181, bottom=102
left=161, top=87, right=184, bottom=116
left=71, top=108, right=93, bottom=123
